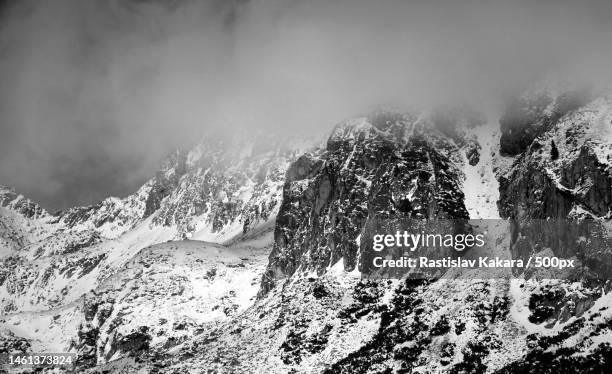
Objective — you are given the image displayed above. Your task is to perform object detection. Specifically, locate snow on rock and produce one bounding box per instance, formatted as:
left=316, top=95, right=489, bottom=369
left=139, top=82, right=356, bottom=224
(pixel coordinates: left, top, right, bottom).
left=0, top=132, right=306, bottom=363
left=3, top=95, right=612, bottom=373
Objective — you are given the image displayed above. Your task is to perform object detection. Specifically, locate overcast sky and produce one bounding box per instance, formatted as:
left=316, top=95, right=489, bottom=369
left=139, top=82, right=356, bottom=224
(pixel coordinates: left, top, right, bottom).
left=0, top=0, right=611, bottom=211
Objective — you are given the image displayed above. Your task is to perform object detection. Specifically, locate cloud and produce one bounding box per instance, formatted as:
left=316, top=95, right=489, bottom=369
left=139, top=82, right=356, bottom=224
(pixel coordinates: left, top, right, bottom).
left=0, top=0, right=611, bottom=210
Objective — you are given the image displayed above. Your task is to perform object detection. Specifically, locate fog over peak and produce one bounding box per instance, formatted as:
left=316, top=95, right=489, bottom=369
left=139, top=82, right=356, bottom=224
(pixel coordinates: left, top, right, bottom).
left=0, top=0, right=611, bottom=210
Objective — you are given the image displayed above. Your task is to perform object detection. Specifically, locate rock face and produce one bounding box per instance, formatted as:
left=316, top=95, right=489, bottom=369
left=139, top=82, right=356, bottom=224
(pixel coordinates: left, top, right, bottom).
left=148, top=134, right=295, bottom=240
left=498, top=95, right=612, bottom=276
left=498, top=96, right=612, bottom=219
left=261, top=110, right=472, bottom=295
left=0, top=186, right=47, bottom=220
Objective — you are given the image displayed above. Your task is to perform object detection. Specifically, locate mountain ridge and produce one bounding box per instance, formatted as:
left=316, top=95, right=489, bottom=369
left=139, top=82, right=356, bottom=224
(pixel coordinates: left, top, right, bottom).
left=2, top=90, right=612, bottom=372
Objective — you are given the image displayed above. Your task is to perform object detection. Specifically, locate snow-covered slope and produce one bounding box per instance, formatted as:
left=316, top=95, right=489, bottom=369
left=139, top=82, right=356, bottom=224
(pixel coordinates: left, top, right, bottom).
left=2, top=95, right=612, bottom=373
left=1, top=238, right=270, bottom=368
left=0, top=132, right=307, bottom=363
left=148, top=104, right=611, bottom=374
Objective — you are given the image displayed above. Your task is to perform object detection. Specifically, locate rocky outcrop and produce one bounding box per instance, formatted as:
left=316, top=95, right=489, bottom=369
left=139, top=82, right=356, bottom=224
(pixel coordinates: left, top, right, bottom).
left=497, top=95, right=612, bottom=281
left=0, top=186, right=47, bottom=219
left=0, top=328, right=31, bottom=354
left=149, top=134, right=294, bottom=239
left=144, top=151, right=187, bottom=218
left=499, top=143, right=612, bottom=220
left=260, top=110, right=472, bottom=295
left=72, top=292, right=114, bottom=369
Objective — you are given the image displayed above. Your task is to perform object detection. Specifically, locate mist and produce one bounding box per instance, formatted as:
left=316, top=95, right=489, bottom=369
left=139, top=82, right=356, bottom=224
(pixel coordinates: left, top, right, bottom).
left=0, top=0, right=611, bottom=211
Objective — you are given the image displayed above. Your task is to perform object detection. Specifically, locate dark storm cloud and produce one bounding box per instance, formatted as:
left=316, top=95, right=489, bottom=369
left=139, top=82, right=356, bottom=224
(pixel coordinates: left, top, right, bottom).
left=0, top=0, right=611, bottom=210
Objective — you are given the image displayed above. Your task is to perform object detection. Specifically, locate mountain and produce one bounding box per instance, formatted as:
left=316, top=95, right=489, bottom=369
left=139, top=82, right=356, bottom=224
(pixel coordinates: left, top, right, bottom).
left=1, top=89, right=612, bottom=373
left=0, top=132, right=306, bottom=361
left=260, top=109, right=476, bottom=295
left=152, top=99, right=611, bottom=374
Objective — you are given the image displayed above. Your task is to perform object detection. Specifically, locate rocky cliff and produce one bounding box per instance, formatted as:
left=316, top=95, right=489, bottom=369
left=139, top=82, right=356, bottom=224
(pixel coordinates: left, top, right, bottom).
left=260, top=110, right=477, bottom=295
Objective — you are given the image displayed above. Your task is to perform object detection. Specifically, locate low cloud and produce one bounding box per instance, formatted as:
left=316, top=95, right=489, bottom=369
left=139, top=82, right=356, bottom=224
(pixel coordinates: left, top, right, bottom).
left=0, top=0, right=611, bottom=210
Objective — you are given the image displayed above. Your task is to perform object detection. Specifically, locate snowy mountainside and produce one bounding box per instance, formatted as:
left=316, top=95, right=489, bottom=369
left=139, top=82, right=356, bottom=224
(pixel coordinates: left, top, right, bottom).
left=138, top=103, right=612, bottom=374
left=2, top=95, right=612, bottom=374
left=492, top=87, right=612, bottom=370
left=1, top=238, right=269, bottom=369
left=499, top=95, right=612, bottom=219
left=0, top=186, right=48, bottom=221
left=0, top=208, right=31, bottom=255
left=79, top=240, right=267, bottom=367
left=0, top=133, right=303, bottom=315
left=461, top=116, right=501, bottom=220
left=152, top=134, right=294, bottom=242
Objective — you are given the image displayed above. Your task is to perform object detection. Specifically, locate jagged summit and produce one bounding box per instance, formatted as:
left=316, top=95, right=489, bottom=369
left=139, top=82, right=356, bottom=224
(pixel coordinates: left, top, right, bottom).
left=261, top=109, right=480, bottom=295
left=0, top=185, right=48, bottom=220
left=0, top=131, right=305, bottom=319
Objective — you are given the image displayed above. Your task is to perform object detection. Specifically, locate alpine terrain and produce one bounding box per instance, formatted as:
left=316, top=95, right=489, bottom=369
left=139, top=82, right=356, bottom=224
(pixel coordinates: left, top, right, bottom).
left=1, top=84, right=612, bottom=373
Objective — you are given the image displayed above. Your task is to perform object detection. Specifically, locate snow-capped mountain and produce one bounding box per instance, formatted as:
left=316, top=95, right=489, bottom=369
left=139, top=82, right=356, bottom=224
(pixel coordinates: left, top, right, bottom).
left=160, top=97, right=610, bottom=374
left=0, top=132, right=307, bottom=364
left=2, top=88, right=612, bottom=373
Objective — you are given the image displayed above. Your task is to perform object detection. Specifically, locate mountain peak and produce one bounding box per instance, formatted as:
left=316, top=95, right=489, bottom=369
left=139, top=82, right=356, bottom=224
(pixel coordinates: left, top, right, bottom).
left=0, top=184, right=48, bottom=219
